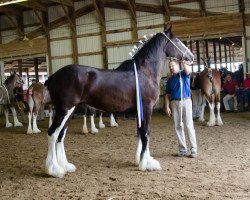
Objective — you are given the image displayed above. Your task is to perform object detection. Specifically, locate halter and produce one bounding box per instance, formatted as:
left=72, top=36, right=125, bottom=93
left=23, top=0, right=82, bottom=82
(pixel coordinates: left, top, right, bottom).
left=161, top=32, right=189, bottom=59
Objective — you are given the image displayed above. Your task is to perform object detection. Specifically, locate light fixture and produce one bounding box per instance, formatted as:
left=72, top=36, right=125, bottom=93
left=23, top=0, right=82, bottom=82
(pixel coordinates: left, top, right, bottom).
left=0, top=0, right=28, bottom=6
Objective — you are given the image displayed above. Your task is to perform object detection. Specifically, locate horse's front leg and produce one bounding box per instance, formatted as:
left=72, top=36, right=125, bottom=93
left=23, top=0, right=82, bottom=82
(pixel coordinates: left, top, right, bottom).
left=136, top=107, right=161, bottom=171
left=45, top=106, right=75, bottom=178
left=4, top=106, right=12, bottom=128
left=10, top=106, right=22, bottom=127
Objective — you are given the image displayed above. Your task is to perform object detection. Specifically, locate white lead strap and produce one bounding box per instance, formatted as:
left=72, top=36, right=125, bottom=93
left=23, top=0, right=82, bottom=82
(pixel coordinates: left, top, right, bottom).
left=179, top=71, right=183, bottom=127
left=134, top=61, right=142, bottom=128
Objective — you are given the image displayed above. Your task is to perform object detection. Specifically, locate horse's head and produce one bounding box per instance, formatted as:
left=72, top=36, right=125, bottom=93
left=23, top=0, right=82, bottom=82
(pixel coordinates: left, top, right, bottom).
left=163, top=25, right=194, bottom=63
left=13, top=72, right=24, bottom=85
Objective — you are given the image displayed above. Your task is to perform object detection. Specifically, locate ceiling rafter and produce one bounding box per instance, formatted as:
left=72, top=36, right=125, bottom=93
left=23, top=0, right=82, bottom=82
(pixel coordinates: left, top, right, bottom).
left=169, top=0, right=198, bottom=6
left=127, top=0, right=136, bottom=21
left=6, top=14, right=24, bottom=37
left=162, top=0, right=170, bottom=22
left=33, top=10, right=48, bottom=34
left=0, top=7, right=22, bottom=16
left=60, top=4, right=76, bottom=32
left=199, top=0, right=207, bottom=16
left=17, top=1, right=47, bottom=12
left=49, top=0, right=74, bottom=7
left=93, top=0, right=105, bottom=27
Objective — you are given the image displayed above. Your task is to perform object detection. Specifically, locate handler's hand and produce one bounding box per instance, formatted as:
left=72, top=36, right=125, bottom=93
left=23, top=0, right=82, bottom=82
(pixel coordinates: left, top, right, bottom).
left=165, top=106, right=171, bottom=117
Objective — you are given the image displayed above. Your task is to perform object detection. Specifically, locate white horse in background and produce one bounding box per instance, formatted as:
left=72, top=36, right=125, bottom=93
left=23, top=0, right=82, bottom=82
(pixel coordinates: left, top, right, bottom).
left=0, top=72, right=24, bottom=128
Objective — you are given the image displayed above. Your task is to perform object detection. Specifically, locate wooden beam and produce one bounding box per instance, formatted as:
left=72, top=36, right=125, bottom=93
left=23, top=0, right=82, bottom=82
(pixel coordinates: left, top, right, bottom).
left=196, top=40, right=200, bottom=71
left=33, top=10, right=48, bottom=34
left=17, top=1, right=47, bottom=12
left=68, top=6, right=79, bottom=64
left=127, top=0, right=138, bottom=40
left=49, top=0, right=74, bottom=7
left=18, top=59, right=22, bottom=76
left=93, top=0, right=105, bottom=27
left=213, top=39, right=217, bottom=69
left=61, top=4, right=76, bottom=32
left=199, top=0, right=207, bottom=16
left=224, top=44, right=227, bottom=66
left=162, top=0, right=170, bottom=22
left=169, top=0, right=197, bottom=6
left=34, top=58, right=39, bottom=82
left=219, top=40, right=222, bottom=68
left=0, top=7, right=22, bottom=16
left=6, top=14, right=24, bottom=37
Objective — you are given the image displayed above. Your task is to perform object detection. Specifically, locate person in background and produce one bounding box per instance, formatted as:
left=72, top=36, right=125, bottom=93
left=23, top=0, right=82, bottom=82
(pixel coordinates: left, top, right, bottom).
left=236, top=72, right=250, bottom=110
left=222, top=74, right=239, bottom=112
left=191, top=72, right=201, bottom=119
left=165, top=60, right=197, bottom=158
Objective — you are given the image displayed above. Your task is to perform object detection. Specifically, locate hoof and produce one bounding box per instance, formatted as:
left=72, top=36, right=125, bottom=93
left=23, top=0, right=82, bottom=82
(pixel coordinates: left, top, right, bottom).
left=45, top=163, right=66, bottom=178
left=6, top=123, right=13, bottom=128
left=206, top=121, right=215, bottom=126
left=91, top=128, right=99, bottom=134
left=82, top=127, right=88, bottom=134
left=64, top=163, right=76, bottom=173
left=33, top=129, right=41, bottom=134
left=99, top=123, right=105, bottom=129
left=14, top=122, right=23, bottom=127
left=110, top=122, right=119, bottom=127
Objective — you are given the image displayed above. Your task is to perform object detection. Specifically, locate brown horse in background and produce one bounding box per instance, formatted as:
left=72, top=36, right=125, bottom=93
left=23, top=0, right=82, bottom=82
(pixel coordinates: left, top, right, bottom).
left=198, top=59, right=223, bottom=126
left=27, top=82, right=53, bottom=134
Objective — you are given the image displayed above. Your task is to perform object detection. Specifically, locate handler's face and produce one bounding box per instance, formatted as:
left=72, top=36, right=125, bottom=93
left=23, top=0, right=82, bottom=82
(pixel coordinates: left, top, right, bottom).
left=169, top=61, right=180, bottom=74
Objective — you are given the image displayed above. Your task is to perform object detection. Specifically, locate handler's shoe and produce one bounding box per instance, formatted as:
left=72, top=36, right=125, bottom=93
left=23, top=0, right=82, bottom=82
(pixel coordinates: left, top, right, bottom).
left=190, top=152, right=198, bottom=158
left=177, top=151, right=187, bottom=157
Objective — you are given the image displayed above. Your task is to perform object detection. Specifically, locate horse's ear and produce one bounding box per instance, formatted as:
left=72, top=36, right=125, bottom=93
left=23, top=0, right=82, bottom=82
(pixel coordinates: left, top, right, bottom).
left=164, top=24, right=172, bottom=34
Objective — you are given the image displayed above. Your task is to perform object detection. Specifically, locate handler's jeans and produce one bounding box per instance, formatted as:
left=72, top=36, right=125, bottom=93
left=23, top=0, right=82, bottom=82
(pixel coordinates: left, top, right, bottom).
left=171, top=99, right=197, bottom=154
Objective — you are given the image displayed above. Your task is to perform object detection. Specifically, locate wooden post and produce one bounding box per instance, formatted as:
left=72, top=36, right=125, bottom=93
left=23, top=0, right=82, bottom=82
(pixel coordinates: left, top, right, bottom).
left=205, top=39, right=209, bottom=59
left=219, top=40, right=222, bottom=68
left=190, top=40, right=194, bottom=71
left=196, top=40, right=201, bottom=72
left=213, top=39, right=217, bottom=69
left=229, top=45, right=232, bottom=71
left=34, top=58, right=39, bottom=82
left=18, top=59, right=22, bottom=76
left=224, top=44, right=227, bottom=69
left=43, top=12, right=52, bottom=75
left=26, top=68, right=30, bottom=87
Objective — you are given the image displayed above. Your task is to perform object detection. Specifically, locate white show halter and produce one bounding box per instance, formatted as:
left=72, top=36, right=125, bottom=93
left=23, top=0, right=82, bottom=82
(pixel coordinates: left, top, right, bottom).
left=161, top=32, right=189, bottom=59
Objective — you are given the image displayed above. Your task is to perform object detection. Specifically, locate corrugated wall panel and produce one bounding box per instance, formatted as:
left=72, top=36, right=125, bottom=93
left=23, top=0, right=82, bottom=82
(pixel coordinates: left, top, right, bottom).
left=77, top=36, right=101, bottom=53
left=74, top=0, right=92, bottom=10
left=206, top=0, right=239, bottom=13
left=170, top=16, right=188, bottom=21
left=107, top=45, right=133, bottom=69
left=138, top=28, right=162, bottom=38
left=137, top=12, right=164, bottom=27
left=105, top=8, right=131, bottom=31
left=76, top=12, right=100, bottom=35
left=79, top=55, right=103, bottom=68
left=23, top=10, right=39, bottom=25
left=48, top=5, right=65, bottom=23
left=0, top=16, right=12, bottom=29
left=52, top=58, right=73, bottom=73
left=50, top=39, right=72, bottom=56
left=1, top=30, right=17, bottom=44
left=245, top=0, right=250, bottom=13
left=49, top=25, right=71, bottom=39
left=106, top=32, right=131, bottom=42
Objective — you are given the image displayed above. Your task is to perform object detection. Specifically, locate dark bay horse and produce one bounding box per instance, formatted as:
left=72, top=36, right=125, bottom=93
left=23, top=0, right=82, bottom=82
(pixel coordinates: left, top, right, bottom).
left=198, top=59, right=223, bottom=126
left=44, top=26, right=194, bottom=178
left=26, top=82, right=52, bottom=134
left=0, top=72, right=24, bottom=127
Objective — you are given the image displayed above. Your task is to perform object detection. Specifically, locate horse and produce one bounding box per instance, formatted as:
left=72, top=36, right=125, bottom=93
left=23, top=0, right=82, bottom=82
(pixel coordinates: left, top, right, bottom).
left=0, top=72, right=24, bottom=128
left=44, top=26, right=194, bottom=178
left=80, top=104, right=118, bottom=134
left=26, top=82, right=53, bottom=134
left=198, top=59, right=223, bottom=126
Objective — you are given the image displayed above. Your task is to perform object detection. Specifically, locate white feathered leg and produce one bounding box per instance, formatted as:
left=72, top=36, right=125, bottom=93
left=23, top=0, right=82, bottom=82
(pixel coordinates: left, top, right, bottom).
left=99, top=113, right=105, bottom=129
left=32, top=113, right=41, bottom=133
left=56, top=127, right=76, bottom=173
left=91, top=115, right=98, bottom=133
left=216, top=102, right=223, bottom=126
left=45, top=107, right=75, bottom=178
left=207, top=102, right=216, bottom=126
left=110, top=113, right=118, bottom=127
left=82, top=115, right=88, bottom=134
left=27, top=112, right=33, bottom=134
left=10, top=107, right=22, bottom=127
left=4, top=108, right=12, bottom=128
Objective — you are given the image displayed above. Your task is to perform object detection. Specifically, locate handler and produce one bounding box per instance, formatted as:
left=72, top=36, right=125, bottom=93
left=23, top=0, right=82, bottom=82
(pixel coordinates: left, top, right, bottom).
left=165, top=59, right=198, bottom=158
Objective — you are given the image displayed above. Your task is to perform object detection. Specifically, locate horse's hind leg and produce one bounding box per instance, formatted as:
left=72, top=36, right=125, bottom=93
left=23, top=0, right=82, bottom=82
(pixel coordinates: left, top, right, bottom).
left=207, top=99, right=216, bottom=127
left=98, top=112, right=105, bottom=129
left=110, top=113, right=118, bottom=127
left=32, top=100, right=42, bottom=133
left=4, top=106, right=12, bottom=128
left=215, top=94, right=223, bottom=126
left=198, top=95, right=206, bottom=122
left=45, top=106, right=75, bottom=178
left=10, top=106, right=22, bottom=127
left=82, top=106, right=88, bottom=134
left=56, top=125, right=76, bottom=173
left=27, top=95, right=34, bottom=134
left=138, top=107, right=161, bottom=171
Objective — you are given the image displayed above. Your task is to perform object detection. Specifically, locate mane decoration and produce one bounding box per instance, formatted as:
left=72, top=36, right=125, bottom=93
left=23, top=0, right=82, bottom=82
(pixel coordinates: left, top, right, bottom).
left=129, top=33, right=156, bottom=59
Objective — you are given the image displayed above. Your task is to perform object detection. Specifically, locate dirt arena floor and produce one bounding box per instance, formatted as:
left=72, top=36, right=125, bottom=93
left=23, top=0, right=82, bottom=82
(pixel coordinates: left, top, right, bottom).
left=0, top=111, right=249, bottom=200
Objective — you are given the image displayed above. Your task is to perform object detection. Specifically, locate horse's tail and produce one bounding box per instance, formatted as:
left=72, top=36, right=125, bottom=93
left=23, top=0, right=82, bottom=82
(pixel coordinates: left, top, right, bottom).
left=44, top=73, right=55, bottom=90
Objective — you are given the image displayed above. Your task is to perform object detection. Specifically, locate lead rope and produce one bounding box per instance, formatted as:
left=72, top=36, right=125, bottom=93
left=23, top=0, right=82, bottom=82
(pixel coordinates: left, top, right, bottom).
left=133, top=60, right=144, bottom=128
left=179, top=71, right=183, bottom=127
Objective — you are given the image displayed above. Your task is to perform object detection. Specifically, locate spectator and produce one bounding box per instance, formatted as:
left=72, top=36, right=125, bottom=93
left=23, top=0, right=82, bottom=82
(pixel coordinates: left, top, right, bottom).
left=236, top=72, right=250, bottom=110
left=222, top=74, right=239, bottom=112
left=191, top=72, right=201, bottom=119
